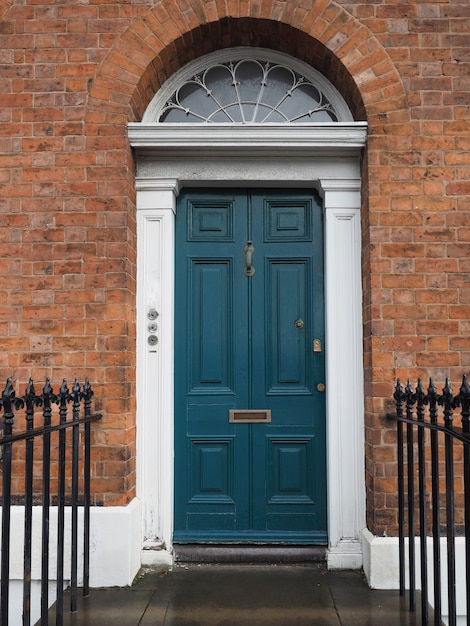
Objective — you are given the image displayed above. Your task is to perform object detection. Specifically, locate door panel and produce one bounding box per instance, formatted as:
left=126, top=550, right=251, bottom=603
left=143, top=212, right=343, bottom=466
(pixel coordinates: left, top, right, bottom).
left=174, top=189, right=326, bottom=543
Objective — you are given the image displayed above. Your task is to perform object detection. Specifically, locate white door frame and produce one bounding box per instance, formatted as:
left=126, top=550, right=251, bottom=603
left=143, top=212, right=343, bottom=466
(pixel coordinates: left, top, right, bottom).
left=129, top=122, right=367, bottom=568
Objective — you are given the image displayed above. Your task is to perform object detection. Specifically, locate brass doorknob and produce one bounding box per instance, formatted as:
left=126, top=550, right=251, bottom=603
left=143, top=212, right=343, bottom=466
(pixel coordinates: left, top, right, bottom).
left=317, top=383, right=326, bottom=392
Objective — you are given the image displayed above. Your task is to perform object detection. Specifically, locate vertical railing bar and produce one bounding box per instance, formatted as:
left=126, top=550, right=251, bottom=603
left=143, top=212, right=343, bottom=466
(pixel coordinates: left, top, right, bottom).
left=1, top=379, right=16, bottom=626
left=70, top=380, right=81, bottom=613
left=441, top=378, right=456, bottom=626
left=428, top=379, right=442, bottom=626
left=455, top=375, right=470, bottom=626
left=83, top=378, right=93, bottom=597
left=22, top=379, right=37, bottom=626
left=395, top=380, right=406, bottom=597
left=41, top=380, right=55, bottom=626
left=416, top=379, right=429, bottom=626
left=465, top=429, right=470, bottom=626
left=405, top=380, right=416, bottom=612
left=56, top=380, right=69, bottom=626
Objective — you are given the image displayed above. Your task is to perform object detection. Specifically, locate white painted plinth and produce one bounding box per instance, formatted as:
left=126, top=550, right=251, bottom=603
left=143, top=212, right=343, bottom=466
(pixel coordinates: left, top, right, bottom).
left=362, top=527, right=467, bottom=625
left=1, top=498, right=142, bottom=589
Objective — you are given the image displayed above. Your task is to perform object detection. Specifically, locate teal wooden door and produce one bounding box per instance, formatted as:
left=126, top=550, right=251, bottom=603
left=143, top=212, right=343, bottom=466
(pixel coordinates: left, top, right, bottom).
left=174, top=189, right=327, bottom=544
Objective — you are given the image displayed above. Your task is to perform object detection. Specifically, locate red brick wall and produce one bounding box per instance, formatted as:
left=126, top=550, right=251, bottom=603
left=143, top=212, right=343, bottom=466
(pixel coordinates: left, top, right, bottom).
left=0, top=0, right=468, bottom=529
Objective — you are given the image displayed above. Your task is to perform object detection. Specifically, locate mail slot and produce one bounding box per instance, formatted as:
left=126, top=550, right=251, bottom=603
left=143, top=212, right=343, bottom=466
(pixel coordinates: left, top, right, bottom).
left=229, top=409, right=272, bottom=423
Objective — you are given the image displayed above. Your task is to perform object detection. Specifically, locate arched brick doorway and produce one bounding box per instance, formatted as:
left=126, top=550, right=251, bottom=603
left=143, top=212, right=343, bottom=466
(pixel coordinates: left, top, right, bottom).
left=84, top=6, right=409, bottom=577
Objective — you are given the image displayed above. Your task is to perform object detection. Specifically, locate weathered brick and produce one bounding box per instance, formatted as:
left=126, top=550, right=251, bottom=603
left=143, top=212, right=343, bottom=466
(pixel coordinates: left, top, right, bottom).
left=0, top=0, right=468, bottom=534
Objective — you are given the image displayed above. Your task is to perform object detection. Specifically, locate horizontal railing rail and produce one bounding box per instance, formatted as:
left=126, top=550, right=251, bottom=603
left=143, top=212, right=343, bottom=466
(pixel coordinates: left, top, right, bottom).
left=392, top=376, right=470, bottom=626
left=0, top=377, right=101, bottom=626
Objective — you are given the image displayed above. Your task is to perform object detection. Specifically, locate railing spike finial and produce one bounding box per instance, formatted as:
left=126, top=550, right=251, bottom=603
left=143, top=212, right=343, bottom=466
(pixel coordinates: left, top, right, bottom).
left=43, top=377, right=53, bottom=397
left=457, top=374, right=470, bottom=433
left=394, top=379, right=403, bottom=402
left=416, top=379, right=426, bottom=418
left=1, top=378, right=16, bottom=435
left=440, top=377, right=455, bottom=427
left=460, top=373, right=470, bottom=396
left=83, top=377, right=93, bottom=400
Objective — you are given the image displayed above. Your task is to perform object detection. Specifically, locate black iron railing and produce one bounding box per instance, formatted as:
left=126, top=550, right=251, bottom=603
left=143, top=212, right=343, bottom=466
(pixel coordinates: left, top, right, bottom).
left=393, top=376, right=470, bottom=626
left=0, top=377, right=101, bottom=626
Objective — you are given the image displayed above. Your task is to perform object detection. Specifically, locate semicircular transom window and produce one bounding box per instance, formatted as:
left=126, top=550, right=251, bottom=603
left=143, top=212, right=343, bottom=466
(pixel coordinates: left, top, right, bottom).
left=145, top=49, right=353, bottom=124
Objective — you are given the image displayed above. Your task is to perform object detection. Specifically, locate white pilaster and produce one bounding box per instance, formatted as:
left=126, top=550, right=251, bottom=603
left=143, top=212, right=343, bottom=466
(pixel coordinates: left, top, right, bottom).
left=319, top=179, right=366, bottom=569
left=136, top=178, right=179, bottom=554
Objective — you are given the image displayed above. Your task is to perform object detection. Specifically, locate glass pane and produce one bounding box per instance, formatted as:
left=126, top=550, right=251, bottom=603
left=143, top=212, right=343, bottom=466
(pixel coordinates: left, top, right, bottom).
left=234, top=61, right=264, bottom=104
left=262, top=66, right=296, bottom=108
left=160, top=108, right=185, bottom=122
left=177, top=81, right=218, bottom=118
left=204, top=65, right=236, bottom=106
left=223, top=103, right=243, bottom=123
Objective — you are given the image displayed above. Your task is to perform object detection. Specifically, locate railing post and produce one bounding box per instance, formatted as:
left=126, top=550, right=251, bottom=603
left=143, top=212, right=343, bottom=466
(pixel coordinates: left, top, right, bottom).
left=70, top=380, right=81, bottom=614
left=416, top=379, right=429, bottom=626
left=394, top=379, right=406, bottom=598
left=41, top=379, right=55, bottom=626
left=0, top=379, right=16, bottom=626
left=441, top=379, right=456, bottom=626
left=83, top=378, right=93, bottom=598
left=427, top=379, right=442, bottom=626
left=22, top=379, right=38, bottom=626
left=56, top=380, right=70, bottom=626
left=455, top=375, right=470, bottom=626
left=405, top=379, right=416, bottom=612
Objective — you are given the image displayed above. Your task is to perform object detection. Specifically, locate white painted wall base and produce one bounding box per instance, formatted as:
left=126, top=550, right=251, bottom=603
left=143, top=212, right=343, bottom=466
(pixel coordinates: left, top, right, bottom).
left=3, top=499, right=142, bottom=589
left=362, top=527, right=467, bottom=625
left=89, top=498, right=142, bottom=587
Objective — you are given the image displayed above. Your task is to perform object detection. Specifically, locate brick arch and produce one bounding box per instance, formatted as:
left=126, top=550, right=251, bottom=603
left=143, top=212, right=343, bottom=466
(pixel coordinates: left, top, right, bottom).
left=85, top=1, right=408, bottom=129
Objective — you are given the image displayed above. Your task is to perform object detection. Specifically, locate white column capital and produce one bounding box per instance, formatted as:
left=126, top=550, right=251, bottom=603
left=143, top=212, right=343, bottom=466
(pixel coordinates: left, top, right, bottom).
left=136, top=178, right=180, bottom=213
left=318, top=178, right=361, bottom=211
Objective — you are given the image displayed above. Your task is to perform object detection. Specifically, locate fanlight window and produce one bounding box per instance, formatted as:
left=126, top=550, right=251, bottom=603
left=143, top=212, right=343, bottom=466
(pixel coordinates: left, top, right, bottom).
left=158, top=58, right=340, bottom=124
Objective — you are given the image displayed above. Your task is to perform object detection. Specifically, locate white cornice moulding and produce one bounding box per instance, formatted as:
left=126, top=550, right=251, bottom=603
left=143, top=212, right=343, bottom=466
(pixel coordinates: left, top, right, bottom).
left=127, top=123, right=368, bottom=157
left=135, top=178, right=180, bottom=194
